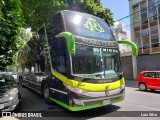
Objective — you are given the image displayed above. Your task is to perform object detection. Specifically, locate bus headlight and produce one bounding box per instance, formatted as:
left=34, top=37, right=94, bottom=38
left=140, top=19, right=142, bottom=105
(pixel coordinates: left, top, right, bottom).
left=66, top=85, right=88, bottom=95
left=120, top=85, right=125, bottom=90
left=120, top=85, right=125, bottom=93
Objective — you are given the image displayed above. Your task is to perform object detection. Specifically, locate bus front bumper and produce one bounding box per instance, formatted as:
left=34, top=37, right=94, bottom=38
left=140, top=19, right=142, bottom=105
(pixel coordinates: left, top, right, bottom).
left=49, top=86, right=125, bottom=111
left=49, top=93, right=124, bottom=111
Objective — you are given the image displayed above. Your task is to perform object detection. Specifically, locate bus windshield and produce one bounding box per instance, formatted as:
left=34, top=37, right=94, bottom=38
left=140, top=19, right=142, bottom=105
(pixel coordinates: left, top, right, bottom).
left=71, top=44, right=122, bottom=80
left=63, top=11, right=115, bottom=41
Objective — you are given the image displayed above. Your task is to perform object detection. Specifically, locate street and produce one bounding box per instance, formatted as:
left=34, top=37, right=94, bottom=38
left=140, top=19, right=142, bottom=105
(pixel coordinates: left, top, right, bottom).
left=1, top=80, right=160, bottom=120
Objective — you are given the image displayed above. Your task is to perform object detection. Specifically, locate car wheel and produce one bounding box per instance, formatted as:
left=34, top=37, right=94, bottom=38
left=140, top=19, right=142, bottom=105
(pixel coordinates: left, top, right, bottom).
left=139, top=83, right=147, bottom=91
left=14, top=93, right=22, bottom=112
left=43, top=83, right=52, bottom=104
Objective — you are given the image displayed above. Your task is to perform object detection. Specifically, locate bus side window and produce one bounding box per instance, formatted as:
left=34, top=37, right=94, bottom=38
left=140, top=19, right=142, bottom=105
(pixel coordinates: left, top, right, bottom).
left=50, top=41, right=58, bottom=70
left=57, top=56, right=66, bottom=75
left=57, top=39, right=67, bottom=75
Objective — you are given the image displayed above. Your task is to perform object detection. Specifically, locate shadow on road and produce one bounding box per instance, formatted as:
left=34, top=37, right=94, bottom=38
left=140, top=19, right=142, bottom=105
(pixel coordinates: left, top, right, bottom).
left=39, top=104, right=121, bottom=118
left=18, top=86, right=122, bottom=119
left=135, top=89, right=160, bottom=94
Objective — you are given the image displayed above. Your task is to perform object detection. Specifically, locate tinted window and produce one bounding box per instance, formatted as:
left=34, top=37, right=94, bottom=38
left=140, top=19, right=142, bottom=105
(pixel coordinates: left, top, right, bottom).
left=63, top=11, right=115, bottom=41
left=0, top=74, right=14, bottom=88
left=144, top=72, right=155, bottom=78
left=155, top=72, right=160, bottom=78
left=49, top=38, right=67, bottom=75
left=71, top=44, right=121, bottom=80
left=46, top=12, right=64, bottom=37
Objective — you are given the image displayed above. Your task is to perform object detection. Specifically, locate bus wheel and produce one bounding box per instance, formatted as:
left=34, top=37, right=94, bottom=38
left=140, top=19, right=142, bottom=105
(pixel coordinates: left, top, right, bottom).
left=43, top=83, right=52, bottom=104
left=139, top=83, right=147, bottom=91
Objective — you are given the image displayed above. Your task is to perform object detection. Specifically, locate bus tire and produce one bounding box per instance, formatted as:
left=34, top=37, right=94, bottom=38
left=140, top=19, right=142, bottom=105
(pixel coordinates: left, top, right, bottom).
left=139, top=83, right=147, bottom=91
left=43, top=83, right=52, bottom=105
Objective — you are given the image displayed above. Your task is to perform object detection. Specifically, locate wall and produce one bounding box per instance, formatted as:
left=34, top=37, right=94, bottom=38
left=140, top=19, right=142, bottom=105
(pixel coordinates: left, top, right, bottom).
left=137, top=53, right=160, bottom=75
left=121, top=56, right=133, bottom=80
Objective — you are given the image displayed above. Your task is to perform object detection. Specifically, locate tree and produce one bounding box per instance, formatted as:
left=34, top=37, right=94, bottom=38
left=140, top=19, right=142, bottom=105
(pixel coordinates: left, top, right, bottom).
left=21, top=0, right=114, bottom=31
left=0, top=0, right=24, bottom=71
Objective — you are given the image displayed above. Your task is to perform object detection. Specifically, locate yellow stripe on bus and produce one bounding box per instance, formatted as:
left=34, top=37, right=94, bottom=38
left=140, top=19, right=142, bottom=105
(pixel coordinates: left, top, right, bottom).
left=51, top=68, right=125, bottom=92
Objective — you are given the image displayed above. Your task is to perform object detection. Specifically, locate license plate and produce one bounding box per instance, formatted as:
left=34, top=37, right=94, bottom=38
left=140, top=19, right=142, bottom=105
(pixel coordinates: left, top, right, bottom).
left=0, top=104, right=4, bottom=109
left=102, top=99, right=111, bottom=105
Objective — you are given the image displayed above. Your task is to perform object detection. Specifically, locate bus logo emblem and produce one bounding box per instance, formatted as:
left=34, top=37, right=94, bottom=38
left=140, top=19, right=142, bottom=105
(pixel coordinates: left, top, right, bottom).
left=105, top=85, right=109, bottom=96
left=84, top=17, right=105, bottom=33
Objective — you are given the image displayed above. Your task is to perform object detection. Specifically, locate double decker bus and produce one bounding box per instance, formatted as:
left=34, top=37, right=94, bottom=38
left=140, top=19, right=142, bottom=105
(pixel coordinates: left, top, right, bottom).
left=18, top=10, right=137, bottom=111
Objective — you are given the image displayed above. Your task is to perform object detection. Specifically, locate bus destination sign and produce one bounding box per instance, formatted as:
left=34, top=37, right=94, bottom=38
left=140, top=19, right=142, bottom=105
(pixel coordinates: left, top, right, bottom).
left=75, top=36, right=117, bottom=47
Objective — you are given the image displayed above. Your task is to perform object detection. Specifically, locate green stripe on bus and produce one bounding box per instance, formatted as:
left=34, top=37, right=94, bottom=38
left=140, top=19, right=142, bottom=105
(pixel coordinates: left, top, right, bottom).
left=49, top=97, right=124, bottom=111
left=55, top=32, right=76, bottom=54
left=117, top=40, right=138, bottom=57
left=23, top=84, right=42, bottom=94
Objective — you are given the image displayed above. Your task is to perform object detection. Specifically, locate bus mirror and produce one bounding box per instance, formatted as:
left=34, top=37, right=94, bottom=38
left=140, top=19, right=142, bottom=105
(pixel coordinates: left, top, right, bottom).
left=118, top=73, right=123, bottom=79
left=117, top=40, right=138, bottom=57
left=55, top=32, right=76, bottom=54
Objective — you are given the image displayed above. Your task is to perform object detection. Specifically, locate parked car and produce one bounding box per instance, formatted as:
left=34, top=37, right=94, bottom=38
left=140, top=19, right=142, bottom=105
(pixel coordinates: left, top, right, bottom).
left=137, top=71, right=160, bottom=91
left=0, top=73, right=21, bottom=111
left=12, top=72, right=18, bottom=84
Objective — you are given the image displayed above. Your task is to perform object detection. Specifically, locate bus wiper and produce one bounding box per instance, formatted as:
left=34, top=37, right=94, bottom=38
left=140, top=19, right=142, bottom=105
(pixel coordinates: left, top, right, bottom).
left=95, top=73, right=103, bottom=78
left=76, top=75, right=92, bottom=83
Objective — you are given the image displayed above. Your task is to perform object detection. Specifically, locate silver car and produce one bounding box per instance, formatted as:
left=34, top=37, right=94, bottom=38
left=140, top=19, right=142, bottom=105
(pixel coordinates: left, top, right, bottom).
left=0, top=73, right=21, bottom=111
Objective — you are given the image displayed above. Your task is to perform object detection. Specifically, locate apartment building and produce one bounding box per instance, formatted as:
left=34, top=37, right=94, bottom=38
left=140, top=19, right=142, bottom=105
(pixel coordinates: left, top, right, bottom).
left=113, top=23, right=132, bottom=53
left=129, top=0, right=160, bottom=54
left=129, top=0, right=160, bottom=79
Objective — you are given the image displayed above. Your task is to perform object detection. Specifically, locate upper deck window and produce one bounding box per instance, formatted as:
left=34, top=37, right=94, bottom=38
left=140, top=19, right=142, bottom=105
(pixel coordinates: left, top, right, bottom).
left=62, top=11, right=115, bottom=41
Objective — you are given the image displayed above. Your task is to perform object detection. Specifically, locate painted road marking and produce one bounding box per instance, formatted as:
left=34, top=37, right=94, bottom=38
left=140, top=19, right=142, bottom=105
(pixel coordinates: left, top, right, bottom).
left=137, top=105, right=160, bottom=111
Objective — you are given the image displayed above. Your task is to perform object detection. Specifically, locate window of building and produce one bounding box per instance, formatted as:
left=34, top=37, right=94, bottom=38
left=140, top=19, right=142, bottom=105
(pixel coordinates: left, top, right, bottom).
left=142, top=36, right=150, bottom=49
left=157, top=0, right=160, bottom=19
left=135, top=38, right=142, bottom=48
left=133, top=5, right=140, bottom=28
left=148, top=0, right=157, bottom=22
left=150, top=25, right=158, bottom=35
left=151, top=34, right=159, bottom=47
left=141, top=28, right=149, bottom=37
left=135, top=31, right=140, bottom=39
left=141, top=2, right=148, bottom=25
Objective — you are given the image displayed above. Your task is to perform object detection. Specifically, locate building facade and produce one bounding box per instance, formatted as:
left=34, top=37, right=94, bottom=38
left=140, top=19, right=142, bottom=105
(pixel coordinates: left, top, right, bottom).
left=128, top=0, right=160, bottom=79
left=129, top=0, right=160, bottom=54
left=113, top=23, right=132, bottom=53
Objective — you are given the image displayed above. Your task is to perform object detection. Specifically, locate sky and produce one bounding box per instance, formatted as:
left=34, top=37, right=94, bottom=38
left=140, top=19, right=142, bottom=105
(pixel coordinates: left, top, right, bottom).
left=101, top=0, right=130, bottom=30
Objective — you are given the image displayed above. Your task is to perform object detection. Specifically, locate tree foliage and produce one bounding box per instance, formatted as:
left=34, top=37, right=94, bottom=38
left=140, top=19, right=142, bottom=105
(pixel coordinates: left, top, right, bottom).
left=21, top=0, right=114, bottom=31
left=0, top=0, right=24, bottom=71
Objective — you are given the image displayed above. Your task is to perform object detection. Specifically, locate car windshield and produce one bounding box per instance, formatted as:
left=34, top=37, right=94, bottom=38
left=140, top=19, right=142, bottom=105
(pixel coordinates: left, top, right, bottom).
left=0, top=74, right=15, bottom=88
left=71, top=44, right=122, bottom=80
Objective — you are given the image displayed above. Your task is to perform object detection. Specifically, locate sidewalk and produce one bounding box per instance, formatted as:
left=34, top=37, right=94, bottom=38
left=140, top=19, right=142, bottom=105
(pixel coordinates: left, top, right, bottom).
left=125, top=80, right=137, bottom=88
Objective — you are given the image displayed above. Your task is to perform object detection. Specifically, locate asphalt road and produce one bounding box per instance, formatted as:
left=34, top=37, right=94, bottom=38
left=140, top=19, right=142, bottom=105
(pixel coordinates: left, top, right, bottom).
left=1, top=80, right=160, bottom=120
